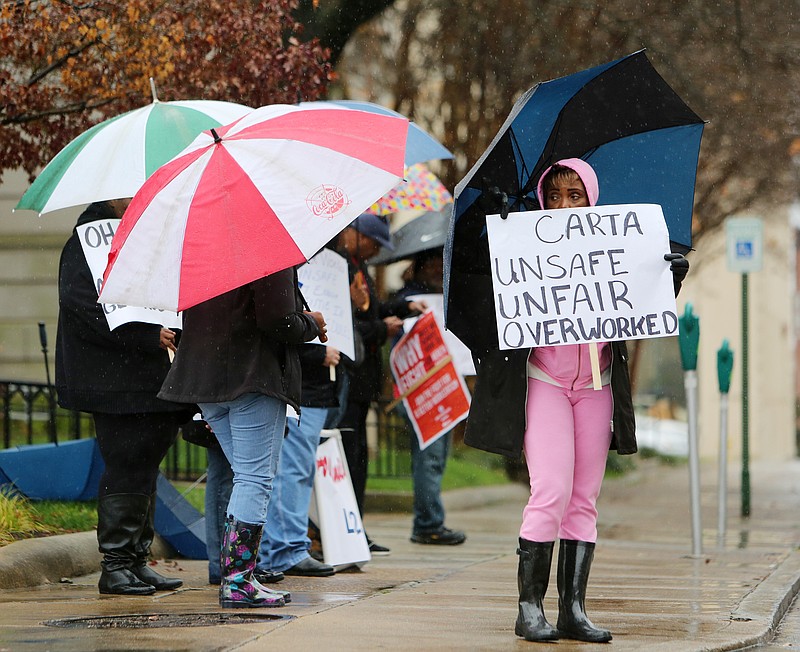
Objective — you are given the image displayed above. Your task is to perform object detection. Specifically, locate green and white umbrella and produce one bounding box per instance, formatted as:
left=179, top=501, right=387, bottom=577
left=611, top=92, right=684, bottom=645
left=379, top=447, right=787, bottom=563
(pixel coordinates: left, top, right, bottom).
left=16, top=85, right=252, bottom=215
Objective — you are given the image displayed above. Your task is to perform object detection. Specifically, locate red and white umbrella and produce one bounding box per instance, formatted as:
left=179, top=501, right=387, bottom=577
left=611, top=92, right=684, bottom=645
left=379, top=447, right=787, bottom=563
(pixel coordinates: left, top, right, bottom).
left=99, top=104, right=408, bottom=312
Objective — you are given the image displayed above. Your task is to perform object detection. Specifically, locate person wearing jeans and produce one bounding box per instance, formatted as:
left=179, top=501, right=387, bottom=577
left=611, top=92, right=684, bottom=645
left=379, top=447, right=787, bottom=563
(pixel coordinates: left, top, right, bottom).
left=204, top=445, right=233, bottom=585
left=391, top=250, right=466, bottom=546
left=335, top=214, right=425, bottom=555
left=258, top=402, right=335, bottom=577
left=159, top=268, right=325, bottom=609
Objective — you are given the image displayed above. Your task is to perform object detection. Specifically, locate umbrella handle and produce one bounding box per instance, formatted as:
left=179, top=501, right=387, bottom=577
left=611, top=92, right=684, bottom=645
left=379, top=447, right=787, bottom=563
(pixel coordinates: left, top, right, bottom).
left=298, top=288, right=312, bottom=312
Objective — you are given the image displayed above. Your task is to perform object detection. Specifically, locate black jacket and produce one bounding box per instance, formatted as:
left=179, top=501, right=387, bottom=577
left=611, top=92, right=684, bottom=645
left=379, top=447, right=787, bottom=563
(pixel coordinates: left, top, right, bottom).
left=55, top=202, right=188, bottom=416
left=464, top=341, right=636, bottom=459
left=345, top=256, right=414, bottom=403
left=298, top=344, right=339, bottom=408
left=158, top=268, right=320, bottom=411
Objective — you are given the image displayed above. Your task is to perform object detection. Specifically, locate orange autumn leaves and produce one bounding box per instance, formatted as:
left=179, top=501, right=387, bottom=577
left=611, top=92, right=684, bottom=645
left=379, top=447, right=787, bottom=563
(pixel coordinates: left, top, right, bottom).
left=0, top=0, right=332, bottom=183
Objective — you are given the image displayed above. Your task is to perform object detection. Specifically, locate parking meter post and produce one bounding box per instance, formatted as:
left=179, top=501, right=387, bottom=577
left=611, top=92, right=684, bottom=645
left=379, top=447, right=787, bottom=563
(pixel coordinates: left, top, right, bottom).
left=716, top=340, right=734, bottom=545
left=679, top=304, right=702, bottom=556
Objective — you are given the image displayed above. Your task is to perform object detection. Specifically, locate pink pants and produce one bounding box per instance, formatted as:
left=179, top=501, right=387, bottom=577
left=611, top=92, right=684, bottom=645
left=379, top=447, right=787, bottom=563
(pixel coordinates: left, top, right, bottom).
left=520, top=378, right=613, bottom=543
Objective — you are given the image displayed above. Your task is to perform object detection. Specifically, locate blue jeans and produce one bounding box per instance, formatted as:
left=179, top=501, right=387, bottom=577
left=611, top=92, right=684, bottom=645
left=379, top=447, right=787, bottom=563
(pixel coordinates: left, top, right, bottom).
left=258, top=407, right=328, bottom=572
left=205, top=445, right=233, bottom=583
left=410, top=428, right=451, bottom=534
left=199, top=393, right=286, bottom=525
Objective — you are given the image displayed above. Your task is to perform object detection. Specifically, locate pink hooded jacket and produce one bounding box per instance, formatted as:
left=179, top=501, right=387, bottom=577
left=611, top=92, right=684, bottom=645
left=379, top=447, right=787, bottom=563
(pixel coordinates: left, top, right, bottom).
left=528, top=158, right=611, bottom=390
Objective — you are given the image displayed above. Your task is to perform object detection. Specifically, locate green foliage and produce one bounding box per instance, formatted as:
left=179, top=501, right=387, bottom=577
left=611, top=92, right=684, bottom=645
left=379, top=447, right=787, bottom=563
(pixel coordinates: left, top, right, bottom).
left=367, top=443, right=509, bottom=493
left=33, top=499, right=97, bottom=533
left=0, top=489, right=54, bottom=545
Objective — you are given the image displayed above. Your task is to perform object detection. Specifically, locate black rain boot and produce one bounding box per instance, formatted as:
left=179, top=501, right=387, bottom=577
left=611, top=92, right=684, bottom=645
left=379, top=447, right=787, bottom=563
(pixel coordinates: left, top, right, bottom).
left=132, top=492, right=183, bottom=591
left=97, top=494, right=156, bottom=595
left=219, top=516, right=288, bottom=608
left=514, top=538, right=559, bottom=642
left=556, top=539, right=612, bottom=643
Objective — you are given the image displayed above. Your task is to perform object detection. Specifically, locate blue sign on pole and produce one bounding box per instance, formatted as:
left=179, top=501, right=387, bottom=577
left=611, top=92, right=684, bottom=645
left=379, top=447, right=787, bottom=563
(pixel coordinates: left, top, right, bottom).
left=726, top=216, right=763, bottom=273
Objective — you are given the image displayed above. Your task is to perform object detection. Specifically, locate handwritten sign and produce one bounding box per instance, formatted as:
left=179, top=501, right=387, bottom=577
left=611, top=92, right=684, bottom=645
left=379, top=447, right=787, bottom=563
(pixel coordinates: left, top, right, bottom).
left=308, top=430, right=370, bottom=569
left=390, top=312, right=471, bottom=449
left=77, top=219, right=182, bottom=331
left=486, top=204, right=677, bottom=350
left=297, top=248, right=355, bottom=361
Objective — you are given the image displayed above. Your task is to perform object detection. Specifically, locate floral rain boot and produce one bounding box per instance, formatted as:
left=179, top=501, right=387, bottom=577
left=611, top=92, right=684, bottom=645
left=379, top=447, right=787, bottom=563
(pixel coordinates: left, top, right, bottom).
left=219, top=515, right=289, bottom=608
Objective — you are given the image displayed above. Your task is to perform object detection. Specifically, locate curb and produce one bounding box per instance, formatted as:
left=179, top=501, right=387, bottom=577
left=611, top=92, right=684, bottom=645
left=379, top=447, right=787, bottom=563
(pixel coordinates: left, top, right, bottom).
left=0, top=531, right=175, bottom=590
left=726, top=548, right=800, bottom=650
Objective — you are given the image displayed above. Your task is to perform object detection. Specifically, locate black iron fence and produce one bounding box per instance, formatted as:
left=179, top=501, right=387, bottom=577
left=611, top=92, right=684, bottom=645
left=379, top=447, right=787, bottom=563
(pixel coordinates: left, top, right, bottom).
left=1, top=379, right=412, bottom=483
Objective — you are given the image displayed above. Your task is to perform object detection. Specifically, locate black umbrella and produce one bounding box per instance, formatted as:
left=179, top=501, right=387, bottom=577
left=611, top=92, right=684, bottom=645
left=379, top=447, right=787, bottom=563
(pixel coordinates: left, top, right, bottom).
left=444, top=50, right=705, bottom=352
left=370, top=207, right=451, bottom=265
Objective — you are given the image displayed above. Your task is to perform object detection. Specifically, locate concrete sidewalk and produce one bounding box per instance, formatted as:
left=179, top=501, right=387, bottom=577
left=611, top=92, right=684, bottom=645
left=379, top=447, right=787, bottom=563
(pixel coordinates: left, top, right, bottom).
left=0, top=457, right=798, bottom=651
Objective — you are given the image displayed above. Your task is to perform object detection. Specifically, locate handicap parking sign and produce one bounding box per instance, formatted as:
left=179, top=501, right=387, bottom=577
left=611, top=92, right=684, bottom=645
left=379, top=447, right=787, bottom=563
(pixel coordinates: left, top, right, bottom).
left=726, top=216, right=763, bottom=273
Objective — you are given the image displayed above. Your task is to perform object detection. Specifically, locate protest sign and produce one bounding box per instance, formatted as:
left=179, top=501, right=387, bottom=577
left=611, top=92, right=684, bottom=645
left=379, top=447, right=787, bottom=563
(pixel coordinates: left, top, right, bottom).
left=486, top=204, right=677, bottom=350
left=297, top=248, right=355, bottom=361
left=405, top=293, right=476, bottom=377
left=308, top=430, right=370, bottom=569
left=389, top=312, right=471, bottom=450
left=77, top=219, right=182, bottom=331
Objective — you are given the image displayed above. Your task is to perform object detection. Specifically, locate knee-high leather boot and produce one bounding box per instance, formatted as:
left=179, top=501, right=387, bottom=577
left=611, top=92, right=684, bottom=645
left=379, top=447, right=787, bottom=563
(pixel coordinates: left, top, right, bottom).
left=556, top=539, right=612, bottom=642
left=97, top=493, right=156, bottom=595
left=515, top=538, right=559, bottom=641
left=219, top=516, right=289, bottom=608
left=131, top=492, right=183, bottom=591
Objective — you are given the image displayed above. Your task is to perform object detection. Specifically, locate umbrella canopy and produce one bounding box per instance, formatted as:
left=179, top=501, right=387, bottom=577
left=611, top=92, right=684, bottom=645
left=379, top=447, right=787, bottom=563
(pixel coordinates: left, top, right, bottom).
left=370, top=207, right=451, bottom=266
left=15, top=96, right=252, bottom=214
left=299, top=100, right=452, bottom=166
left=445, top=50, right=705, bottom=352
left=99, top=104, right=408, bottom=313
left=365, top=163, right=453, bottom=216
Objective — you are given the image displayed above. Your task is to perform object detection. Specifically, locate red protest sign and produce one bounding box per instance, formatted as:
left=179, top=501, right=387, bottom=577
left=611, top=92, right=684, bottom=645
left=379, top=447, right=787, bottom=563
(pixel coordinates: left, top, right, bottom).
left=389, top=312, right=471, bottom=449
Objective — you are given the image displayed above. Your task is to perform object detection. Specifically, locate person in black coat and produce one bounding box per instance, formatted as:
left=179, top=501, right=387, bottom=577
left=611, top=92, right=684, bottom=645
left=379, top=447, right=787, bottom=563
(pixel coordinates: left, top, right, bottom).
left=159, top=268, right=325, bottom=608
left=56, top=200, right=191, bottom=596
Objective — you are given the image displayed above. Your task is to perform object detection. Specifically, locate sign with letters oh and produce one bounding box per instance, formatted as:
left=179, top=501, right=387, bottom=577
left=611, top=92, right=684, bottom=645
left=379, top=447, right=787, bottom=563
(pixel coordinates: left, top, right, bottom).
left=309, top=430, right=370, bottom=569
left=486, top=204, right=677, bottom=350
left=77, top=219, right=182, bottom=331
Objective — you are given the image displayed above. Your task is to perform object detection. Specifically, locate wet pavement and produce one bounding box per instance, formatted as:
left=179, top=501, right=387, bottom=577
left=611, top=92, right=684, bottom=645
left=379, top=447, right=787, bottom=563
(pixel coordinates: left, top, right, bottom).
left=0, top=457, right=798, bottom=651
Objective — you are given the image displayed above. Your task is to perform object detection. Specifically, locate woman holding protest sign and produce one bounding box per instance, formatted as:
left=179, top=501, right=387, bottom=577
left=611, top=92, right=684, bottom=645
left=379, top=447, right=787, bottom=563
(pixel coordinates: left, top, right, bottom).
left=464, top=159, right=689, bottom=643
left=56, top=199, right=192, bottom=596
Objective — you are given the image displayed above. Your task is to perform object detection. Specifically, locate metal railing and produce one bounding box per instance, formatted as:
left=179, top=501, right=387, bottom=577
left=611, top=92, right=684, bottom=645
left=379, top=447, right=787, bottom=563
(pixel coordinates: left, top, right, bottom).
left=1, top=379, right=411, bottom=482
left=0, top=380, right=91, bottom=448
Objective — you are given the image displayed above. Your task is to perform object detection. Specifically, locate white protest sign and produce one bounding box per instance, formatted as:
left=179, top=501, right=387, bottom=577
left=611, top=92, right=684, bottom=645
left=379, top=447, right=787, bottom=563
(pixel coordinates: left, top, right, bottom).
left=308, top=430, right=371, bottom=569
left=404, top=293, right=476, bottom=377
left=297, top=248, right=355, bottom=361
left=77, top=219, right=182, bottom=331
left=486, top=204, right=677, bottom=350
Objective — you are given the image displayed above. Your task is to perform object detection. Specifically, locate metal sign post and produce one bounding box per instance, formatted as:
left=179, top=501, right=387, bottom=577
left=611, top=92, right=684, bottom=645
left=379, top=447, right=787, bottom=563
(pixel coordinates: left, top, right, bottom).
left=725, top=216, right=763, bottom=518
left=678, top=303, right=701, bottom=556
left=716, top=340, right=734, bottom=545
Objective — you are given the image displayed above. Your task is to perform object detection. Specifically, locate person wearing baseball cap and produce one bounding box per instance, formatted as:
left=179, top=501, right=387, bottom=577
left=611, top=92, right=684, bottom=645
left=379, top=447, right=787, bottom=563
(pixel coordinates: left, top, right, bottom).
left=331, top=213, right=423, bottom=556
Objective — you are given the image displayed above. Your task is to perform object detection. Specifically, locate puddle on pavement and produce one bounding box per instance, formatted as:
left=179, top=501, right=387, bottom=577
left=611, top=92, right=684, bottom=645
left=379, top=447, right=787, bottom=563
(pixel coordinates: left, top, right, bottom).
left=43, top=612, right=294, bottom=629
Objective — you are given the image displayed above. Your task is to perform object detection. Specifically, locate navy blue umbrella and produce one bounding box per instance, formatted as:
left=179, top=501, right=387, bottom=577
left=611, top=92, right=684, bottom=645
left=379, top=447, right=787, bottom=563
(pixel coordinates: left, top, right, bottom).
left=444, top=50, right=705, bottom=352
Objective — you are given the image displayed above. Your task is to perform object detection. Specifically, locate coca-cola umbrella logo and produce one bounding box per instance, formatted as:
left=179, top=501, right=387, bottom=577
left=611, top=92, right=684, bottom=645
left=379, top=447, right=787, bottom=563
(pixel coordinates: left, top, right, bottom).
left=306, top=184, right=351, bottom=219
